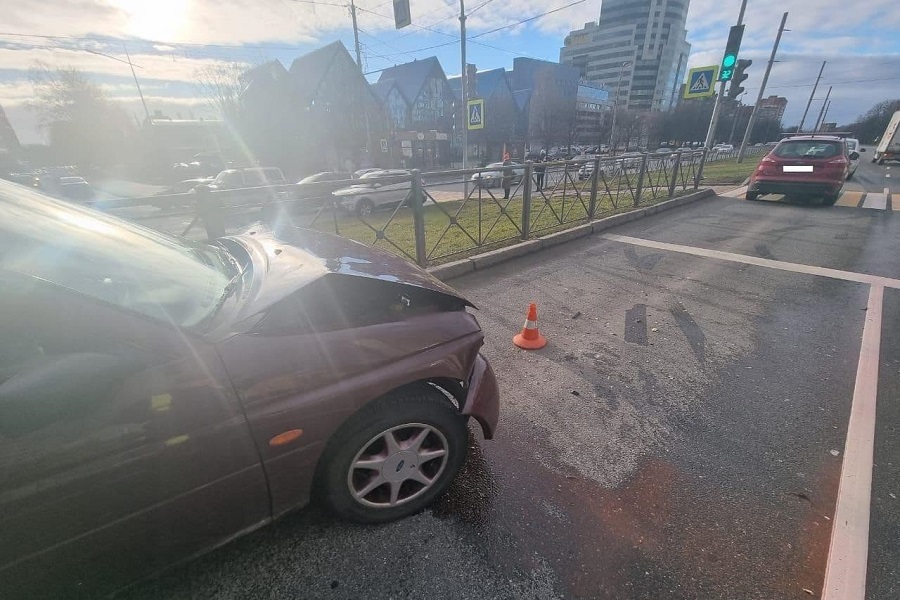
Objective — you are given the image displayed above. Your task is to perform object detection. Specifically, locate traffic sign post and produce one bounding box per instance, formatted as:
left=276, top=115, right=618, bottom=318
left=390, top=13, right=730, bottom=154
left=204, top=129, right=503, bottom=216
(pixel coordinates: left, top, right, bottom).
left=683, top=65, right=719, bottom=99
left=467, top=98, right=484, bottom=130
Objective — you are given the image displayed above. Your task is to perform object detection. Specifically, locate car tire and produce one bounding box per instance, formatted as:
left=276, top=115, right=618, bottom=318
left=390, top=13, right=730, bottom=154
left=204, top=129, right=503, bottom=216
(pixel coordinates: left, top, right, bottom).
left=355, top=197, right=375, bottom=217
left=316, top=386, right=468, bottom=524
left=745, top=191, right=760, bottom=201
left=822, top=193, right=840, bottom=206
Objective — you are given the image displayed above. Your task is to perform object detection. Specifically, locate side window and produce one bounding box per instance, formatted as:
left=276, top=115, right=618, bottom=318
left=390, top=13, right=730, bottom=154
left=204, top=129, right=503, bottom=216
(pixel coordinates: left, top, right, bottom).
left=243, top=170, right=265, bottom=187
left=263, top=169, right=285, bottom=183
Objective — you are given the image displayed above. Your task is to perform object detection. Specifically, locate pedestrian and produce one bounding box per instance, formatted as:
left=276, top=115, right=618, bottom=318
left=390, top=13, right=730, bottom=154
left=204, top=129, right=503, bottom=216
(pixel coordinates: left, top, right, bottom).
left=534, top=157, right=546, bottom=192
left=501, top=160, right=513, bottom=199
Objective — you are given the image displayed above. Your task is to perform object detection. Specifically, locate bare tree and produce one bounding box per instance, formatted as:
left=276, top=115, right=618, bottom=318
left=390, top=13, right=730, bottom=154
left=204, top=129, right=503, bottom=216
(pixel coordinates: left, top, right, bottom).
left=28, top=62, right=133, bottom=168
left=194, top=62, right=250, bottom=121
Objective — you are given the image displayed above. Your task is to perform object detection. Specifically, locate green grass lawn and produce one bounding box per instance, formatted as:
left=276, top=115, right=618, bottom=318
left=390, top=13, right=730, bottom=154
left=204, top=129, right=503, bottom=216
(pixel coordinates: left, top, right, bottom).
left=700, top=155, right=762, bottom=185
left=301, top=180, right=690, bottom=266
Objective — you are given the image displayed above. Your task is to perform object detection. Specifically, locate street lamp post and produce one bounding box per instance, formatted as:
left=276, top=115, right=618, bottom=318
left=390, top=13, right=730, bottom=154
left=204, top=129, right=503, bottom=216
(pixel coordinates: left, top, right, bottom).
left=609, top=61, right=631, bottom=155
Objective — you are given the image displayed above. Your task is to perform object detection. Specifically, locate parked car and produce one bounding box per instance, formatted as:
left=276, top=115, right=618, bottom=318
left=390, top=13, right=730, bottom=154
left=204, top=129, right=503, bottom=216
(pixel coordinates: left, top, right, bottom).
left=160, top=177, right=214, bottom=195
left=0, top=180, right=500, bottom=599
left=713, top=144, right=735, bottom=153
left=354, top=167, right=382, bottom=179
left=844, top=138, right=865, bottom=179
left=36, top=174, right=93, bottom=203
left=197, top=167, right=287, bottom=192
left=333, top=169, right=414, bottom=216
left=470, top=162, right=525, bottom=188
left=578, top=162, right=595, bottom=180
left=746, top=135, right=857, bottom=204
left=295, top=171, right=353, bottom=205
left=192, top=167, right=290, bottom=209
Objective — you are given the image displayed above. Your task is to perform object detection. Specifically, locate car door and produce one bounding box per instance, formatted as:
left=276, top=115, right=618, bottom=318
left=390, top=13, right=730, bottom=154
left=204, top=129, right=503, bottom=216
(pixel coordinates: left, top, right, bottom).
left=375, top=170, right=412, bottom=206
left=0, top=273, right=270, bottom=599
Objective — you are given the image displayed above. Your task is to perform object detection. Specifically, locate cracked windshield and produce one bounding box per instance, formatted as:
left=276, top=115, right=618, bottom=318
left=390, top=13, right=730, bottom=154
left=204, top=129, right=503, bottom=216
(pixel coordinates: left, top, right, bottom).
left=2, top=0, right=900, bottom=598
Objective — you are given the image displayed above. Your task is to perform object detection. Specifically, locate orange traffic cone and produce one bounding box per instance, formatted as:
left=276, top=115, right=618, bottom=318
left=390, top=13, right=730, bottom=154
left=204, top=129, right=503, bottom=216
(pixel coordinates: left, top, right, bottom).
left=513, top=303, right=547, bottom=350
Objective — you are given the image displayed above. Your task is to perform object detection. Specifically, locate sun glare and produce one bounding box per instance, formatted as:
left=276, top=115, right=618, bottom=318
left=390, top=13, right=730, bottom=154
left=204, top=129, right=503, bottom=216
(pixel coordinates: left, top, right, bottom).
left=110, top=0, right=190, bottom=42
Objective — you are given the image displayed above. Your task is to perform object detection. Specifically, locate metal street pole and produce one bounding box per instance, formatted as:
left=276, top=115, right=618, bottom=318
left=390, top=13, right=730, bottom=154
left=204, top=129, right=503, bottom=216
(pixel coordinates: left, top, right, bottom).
left=728, top=99, right=741, bottom=144
left=798, top=60, right=825, bottom=133
left=123, top=42, right=150, bottom=121
left=609, top=61, right=630, bottom=155
left=738, top=11, right=788, bottom=162
left=704, top=0, right=749, bottom=150
left=814, top=86, right=832, bottom=132
left=460, top=0, right=468, bottom=194
left=349, top=0, right=372, bottom=155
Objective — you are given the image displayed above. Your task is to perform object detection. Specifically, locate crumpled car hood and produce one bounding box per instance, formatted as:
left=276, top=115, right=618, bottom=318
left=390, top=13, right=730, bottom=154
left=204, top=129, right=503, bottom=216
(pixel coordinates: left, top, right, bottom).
left=219, top=223, right=473, bottom=325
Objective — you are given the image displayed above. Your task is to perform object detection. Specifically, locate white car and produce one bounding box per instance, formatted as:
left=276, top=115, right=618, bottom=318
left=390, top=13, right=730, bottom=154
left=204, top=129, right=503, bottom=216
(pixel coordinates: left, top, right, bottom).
left=844, top=138, right=865, bottom=179
left=713, top=144, right=735, bottom=153
left=333, top=169, right=413, bottom=217
left=470, top=162, right=525, bottom=188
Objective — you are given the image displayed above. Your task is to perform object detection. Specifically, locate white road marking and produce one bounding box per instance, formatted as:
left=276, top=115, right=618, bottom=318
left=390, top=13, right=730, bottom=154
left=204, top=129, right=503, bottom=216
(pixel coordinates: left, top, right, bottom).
left=600, top=234, right=900, bottom=289
left=862, top=192, right=887, bottom=210
left=822, top=284, right=884, bottom=600
left=601, top=232, right=891, bottom=598
left=887, top=174, right=891, bottom=178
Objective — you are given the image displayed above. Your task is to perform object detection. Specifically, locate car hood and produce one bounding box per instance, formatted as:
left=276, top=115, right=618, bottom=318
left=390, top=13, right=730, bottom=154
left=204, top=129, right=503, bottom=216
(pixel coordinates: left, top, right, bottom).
left=217, top=224, right=474, bottom=327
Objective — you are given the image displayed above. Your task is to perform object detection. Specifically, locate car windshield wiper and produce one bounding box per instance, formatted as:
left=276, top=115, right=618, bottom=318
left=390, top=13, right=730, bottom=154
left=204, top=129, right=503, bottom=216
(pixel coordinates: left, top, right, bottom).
left=205, top=248, right=252, bottom=322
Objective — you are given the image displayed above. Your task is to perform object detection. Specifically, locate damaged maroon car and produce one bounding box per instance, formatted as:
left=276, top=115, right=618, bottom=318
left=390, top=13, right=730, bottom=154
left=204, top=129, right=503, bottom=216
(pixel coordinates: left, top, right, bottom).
left=0, top=180, right=499, bottom=598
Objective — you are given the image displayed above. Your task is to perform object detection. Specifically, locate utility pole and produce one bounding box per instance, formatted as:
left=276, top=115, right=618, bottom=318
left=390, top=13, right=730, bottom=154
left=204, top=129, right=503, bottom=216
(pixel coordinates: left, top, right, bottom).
left=798, top=61, right=825, bottom=133
left=704, top=0, right=749, bottom=150
left=349, top=0, right=371, bottom=156
left=728, top=98, right=742, bottom=144
left=738, top=11, right=788, bottom=162
left=814, top=86, right=832, bottom=132
left=818, top=100, right=832, bottom=132
left=123, top=42, right=150, bottom=122
left=460, top=0, right=468, bottom=177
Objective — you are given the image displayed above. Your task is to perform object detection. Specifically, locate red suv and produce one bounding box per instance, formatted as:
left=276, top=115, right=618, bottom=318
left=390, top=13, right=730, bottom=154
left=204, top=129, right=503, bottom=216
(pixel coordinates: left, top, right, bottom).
left=746, top=136, right=858, bottom=205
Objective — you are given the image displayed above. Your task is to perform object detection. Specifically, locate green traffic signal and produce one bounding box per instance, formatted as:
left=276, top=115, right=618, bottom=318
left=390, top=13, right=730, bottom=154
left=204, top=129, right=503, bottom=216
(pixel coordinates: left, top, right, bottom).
left=719, top=25, right=745, bottom=82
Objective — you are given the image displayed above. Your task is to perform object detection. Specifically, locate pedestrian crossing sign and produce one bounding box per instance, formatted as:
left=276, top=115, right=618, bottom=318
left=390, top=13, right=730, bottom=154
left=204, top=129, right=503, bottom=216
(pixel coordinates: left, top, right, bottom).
left=467, top=98, right=484, bottom=130
left=683, top=65, right=719, bottom=99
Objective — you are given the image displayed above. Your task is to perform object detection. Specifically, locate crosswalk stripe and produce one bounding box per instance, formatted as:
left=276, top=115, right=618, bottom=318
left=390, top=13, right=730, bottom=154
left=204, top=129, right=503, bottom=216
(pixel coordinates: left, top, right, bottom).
left=836, top=191, right=863, bottom=207
left=862, top=193, right=887, bottom=210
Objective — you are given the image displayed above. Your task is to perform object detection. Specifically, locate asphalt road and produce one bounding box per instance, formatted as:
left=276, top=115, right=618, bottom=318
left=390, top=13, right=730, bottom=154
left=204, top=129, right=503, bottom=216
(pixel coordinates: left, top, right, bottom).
left=118, top=193, right=900, bottom=600
left=847, top=147, right=899, bottom=196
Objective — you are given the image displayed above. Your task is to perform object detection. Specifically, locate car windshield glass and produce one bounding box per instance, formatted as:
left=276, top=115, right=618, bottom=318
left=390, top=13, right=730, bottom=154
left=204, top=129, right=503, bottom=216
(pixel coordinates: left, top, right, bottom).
left=774, top=141, right=842, bottom=159
left=0, top=181, right=232, bottom=328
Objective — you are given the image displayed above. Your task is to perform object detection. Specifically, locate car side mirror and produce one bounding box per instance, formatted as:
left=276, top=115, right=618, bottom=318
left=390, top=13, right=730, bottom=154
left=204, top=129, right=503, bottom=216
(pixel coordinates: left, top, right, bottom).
left=850, top=152, right=860, bottom=160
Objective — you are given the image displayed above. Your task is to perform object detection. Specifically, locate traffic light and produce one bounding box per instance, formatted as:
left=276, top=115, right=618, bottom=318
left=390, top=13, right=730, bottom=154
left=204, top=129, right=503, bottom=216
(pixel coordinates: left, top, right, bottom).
left=719, top=25, right=745, bottom=81
left=728, top=59, right=752, bottom=99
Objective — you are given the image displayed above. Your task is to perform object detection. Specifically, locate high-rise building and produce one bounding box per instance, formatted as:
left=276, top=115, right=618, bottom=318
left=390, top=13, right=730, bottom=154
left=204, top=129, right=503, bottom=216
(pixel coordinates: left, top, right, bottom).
left=559, top=0, right=691, bottom=112
left=757, top=95, right=788, bottom=124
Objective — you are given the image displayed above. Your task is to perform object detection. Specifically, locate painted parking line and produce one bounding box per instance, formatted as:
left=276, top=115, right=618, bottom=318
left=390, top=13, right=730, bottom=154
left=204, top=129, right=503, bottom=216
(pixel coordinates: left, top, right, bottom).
left=862, top=191, right=888, bottom=210
left=600, top=234, right=900, bottom=290
left=822, top=284, right=884, bottom=600
left=836, top=191, right=864, bottom=207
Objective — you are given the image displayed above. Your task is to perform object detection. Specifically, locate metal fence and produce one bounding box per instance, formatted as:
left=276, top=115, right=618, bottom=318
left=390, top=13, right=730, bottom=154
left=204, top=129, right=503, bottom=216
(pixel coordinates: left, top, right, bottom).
left=104, top=146, right=760, bottom=267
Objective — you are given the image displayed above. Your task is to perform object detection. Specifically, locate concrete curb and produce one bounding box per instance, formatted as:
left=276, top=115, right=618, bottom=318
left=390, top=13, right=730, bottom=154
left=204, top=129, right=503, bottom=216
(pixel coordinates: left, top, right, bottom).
left=427, top=188, right=715, bottom=281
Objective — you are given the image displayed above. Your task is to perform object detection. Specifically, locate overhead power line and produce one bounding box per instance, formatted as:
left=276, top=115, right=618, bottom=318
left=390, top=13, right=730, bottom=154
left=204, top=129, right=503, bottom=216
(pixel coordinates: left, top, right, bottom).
left=469, top=0, right=585, bottom=39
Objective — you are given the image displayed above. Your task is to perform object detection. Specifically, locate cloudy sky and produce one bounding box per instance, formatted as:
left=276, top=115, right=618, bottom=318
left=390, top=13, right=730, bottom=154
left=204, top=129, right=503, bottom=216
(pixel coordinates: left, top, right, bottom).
left=3, top=0, right=899, bottom=143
